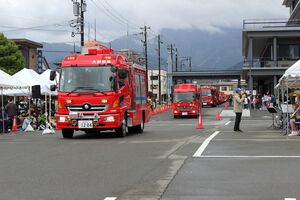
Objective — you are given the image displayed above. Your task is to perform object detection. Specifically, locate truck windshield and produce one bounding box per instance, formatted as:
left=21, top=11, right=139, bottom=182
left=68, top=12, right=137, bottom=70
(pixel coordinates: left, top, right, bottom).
left=173, top=92, right=196, bottom=102
left=59, top=66, right=115, bottom=92
left=201, top=90, right=212, bottom=96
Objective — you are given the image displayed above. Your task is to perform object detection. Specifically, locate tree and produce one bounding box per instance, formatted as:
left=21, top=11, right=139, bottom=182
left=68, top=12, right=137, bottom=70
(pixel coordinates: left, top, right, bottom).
left=0, top=33, right=24, bottom=75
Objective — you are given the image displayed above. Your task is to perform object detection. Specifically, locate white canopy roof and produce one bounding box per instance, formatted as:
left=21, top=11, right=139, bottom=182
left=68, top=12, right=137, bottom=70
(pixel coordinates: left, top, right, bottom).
left=12, top=68, right=52, bottom=95
left=279, top=59, right=300, bottom=89
left=0, top=69, right=29, bottom=89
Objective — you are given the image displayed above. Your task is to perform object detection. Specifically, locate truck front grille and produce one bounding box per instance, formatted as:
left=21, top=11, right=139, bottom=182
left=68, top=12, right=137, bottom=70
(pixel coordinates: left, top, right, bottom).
left=67, top=104, right=108, bottom=112
left=177, top=106, right=193, bottom=110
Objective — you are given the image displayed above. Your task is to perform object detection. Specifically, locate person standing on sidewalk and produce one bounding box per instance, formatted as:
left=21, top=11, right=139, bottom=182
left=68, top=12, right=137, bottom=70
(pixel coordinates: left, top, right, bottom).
left=5, top=98, right=17, bottom=130
left=234, top=88, right=245, bottom=132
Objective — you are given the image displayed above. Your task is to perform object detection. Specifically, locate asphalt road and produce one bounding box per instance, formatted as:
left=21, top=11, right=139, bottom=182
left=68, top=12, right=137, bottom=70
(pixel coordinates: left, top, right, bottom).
left=1, top=106, right=299, bottom=200
left=0, top=107, right=222, bottom=200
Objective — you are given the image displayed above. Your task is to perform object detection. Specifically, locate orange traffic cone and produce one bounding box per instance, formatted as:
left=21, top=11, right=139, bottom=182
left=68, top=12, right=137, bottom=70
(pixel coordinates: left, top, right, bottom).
left=216, top=111, right=221, bottom=121
left=12, top=116, right=18, bottom=132
left=197, top=114, right=203, bottom=129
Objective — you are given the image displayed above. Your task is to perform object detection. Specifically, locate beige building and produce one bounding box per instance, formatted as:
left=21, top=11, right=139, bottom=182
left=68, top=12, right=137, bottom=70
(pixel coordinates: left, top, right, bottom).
left=12, top=39, right=44, bottom=71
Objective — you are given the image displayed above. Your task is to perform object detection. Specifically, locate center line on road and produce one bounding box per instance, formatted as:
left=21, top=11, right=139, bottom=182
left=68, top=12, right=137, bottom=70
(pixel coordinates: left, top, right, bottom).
left=104, top=197, right=117, bottom=200
left=285, top=198, right=296, bottom=200
left=225, top=121, right=231, bottom=125
left=193, top=131, right=220, bottom=157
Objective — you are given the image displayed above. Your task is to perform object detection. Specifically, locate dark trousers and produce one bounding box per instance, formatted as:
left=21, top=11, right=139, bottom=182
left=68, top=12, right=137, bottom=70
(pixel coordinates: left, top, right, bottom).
left=234, top=112, right=242, bottom=131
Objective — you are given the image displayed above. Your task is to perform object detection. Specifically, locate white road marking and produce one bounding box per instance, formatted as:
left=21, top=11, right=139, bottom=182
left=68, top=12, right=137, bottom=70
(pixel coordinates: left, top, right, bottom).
left=200, top=155, right=300, bottom=158
left=104, top=197, right=117, bottom=200
left=193, top=131, right=220, bottom=157
left=225, top=121, right=231, bottom=125
left=285, top=198, right=296, bottom=200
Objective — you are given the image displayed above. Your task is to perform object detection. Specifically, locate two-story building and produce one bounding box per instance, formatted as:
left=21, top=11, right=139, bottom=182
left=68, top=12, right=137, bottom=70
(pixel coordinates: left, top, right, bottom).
left=242, top=0, right=300, bottom=95
left=12, top=38, right=49, bottom=73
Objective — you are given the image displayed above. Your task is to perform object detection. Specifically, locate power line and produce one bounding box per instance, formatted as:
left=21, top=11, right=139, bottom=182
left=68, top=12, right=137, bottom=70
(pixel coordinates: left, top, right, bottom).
left=90, top=0, right=131, bottom=29
left=0, top=22, right=70, bottom=33
left=100, top=0, right=140, bottom=29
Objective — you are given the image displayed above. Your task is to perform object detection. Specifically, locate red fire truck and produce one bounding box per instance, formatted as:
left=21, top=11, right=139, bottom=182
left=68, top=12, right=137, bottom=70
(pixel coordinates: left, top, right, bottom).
left=200, top=86, right=218, bottom=107
left=50, top=42, right=150, bottom=138
left=172, top=84, right=201, bottom=118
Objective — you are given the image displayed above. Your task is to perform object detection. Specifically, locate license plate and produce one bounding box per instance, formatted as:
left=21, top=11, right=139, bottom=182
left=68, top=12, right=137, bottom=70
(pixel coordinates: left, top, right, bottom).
left=203, top=103, right=207, bottom=105
left=182, top=112, right=188, bottom=116
left=78, top=120, right=93, bottom=128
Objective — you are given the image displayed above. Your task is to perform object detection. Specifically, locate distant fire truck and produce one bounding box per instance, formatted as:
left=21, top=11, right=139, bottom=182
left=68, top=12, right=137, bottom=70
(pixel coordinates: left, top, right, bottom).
left=200, top=86, right=218, bottom=107
left=50, top=42, right=150, bottom=138
left=172, top=84, right=201, bottom=118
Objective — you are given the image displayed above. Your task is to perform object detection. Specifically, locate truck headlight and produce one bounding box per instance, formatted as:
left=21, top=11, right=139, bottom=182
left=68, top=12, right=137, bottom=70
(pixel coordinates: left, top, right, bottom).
left=104, top=116, right=115, bottom=122
left=58, top=116, right=68, bottom=122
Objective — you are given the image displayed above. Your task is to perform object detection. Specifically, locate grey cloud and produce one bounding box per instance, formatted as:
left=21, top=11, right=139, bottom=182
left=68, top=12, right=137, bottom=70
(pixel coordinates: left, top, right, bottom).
left=0, top=0, right=289, bottom=42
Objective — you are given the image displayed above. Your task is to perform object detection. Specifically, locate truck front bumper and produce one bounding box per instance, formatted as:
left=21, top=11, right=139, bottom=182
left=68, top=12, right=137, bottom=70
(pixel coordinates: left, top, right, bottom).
left=56, top=113, right=123, bottom=130
left=173, top=109, right=198, bottom=117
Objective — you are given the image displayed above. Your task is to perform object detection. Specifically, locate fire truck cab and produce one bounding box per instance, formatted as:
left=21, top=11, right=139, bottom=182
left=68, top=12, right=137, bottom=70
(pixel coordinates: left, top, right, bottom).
left=201, top=86, right=218, bottom=107
left=50, top=42, right=150, bottom=138
left=172, top=84, right=201, bottom=118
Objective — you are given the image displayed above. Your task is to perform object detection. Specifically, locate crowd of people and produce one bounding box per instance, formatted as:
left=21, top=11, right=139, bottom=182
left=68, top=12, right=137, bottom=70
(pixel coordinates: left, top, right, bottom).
left=0, top=97, right=55, bottom=133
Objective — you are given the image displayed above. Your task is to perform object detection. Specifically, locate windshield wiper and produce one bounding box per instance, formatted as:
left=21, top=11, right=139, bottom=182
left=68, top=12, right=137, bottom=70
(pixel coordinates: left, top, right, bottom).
left=66, top=86, right=106, bottom=96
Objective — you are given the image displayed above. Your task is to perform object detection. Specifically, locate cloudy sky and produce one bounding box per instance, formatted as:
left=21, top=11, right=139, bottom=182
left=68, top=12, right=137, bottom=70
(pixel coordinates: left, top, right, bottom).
left=0, top=0, right=289, bottom=43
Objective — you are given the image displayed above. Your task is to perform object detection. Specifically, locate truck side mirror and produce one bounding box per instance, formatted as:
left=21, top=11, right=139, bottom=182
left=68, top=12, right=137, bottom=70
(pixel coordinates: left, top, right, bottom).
left=118, top=68, right=128, bottom=79
left=50, top=85, right=57, bottom=91
left=50, top=71, right=56, bottom=81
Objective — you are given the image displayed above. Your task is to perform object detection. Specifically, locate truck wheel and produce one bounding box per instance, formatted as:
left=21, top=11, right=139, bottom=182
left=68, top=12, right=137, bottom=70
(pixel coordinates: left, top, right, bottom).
left=62, top=129, right=74, bottom=138
left=115, top=119, right=127, bottom=137
left=136, top=118, right=144, bottom=134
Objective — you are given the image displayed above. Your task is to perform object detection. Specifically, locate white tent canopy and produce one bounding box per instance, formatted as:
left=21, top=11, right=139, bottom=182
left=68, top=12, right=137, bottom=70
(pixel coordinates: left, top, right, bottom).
left=279, top=59, right=300, bottom=89
left=0, top=69, right=29, bottom=133
left=11, top=68, right=53, bottom=95
left=0, top=69, right=28, bottom=89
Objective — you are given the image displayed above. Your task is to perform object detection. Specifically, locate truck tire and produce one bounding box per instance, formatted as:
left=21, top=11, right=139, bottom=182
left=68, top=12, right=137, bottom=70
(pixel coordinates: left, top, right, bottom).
left=62, top=129, right=74, bottom=138
left=115, top=119, right=127, bottom=137
left=135, top=118, right=144, bottom=134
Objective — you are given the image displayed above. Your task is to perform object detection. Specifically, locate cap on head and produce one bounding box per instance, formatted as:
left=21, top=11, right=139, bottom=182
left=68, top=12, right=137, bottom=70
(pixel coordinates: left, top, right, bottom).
left=235, top=88, right=241, bottom=93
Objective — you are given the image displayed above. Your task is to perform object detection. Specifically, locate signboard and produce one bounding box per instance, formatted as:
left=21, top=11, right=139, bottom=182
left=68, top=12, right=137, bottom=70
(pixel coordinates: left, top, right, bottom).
left=37, top=50, right=43, bottom=74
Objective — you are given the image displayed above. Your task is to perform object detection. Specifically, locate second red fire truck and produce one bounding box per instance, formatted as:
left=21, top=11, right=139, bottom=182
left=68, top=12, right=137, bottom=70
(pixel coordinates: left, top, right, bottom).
left=172, top=84, right=201, bottom=118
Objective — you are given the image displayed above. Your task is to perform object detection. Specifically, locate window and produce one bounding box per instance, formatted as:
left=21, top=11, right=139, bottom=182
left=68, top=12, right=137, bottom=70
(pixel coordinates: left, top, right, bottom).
left=59, top=66, right=115, bottom=92
left=279, top=44, right=300, bottom=60
left=150, top=76, right=158, bottom=80
left=290, top=45, right=299, bottom=59
left=221, top=86, right=227, bottom=91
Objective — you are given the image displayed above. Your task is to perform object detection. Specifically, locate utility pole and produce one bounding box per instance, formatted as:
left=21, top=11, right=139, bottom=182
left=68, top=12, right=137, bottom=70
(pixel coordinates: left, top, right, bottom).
left=167, top=44, right=175, bottom=103
left=94, top=18, right=97, bottom=41
left=189, top=56, right=192, bottom=72
left=80, top=0, right=85, bottom=46
left=158, top=34, right=162, bottom=104
left=141, top=26, right=151, bottom=94
left=151, top=70, right=154, bottom=94
left=70, top=0, right=86, bottom=46
left=170, top=44, right=174, bottom=72
left=175, top=48, right=178, bottom=72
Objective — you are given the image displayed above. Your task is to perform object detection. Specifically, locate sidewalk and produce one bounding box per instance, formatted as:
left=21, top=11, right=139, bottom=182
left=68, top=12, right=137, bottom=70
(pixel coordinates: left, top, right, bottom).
left=162, top=109, right=299, bottom=200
